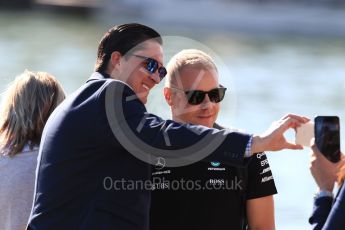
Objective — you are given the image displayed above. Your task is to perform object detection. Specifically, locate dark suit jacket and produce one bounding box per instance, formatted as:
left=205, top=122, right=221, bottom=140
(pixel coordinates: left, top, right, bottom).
left=309, top=184, right=345, bottom=230
left=27, top=72, right=251, bottom=230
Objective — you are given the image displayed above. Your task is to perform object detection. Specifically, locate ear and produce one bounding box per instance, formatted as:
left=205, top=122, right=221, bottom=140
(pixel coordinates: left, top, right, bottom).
left=164, top=87, right=174, bottom=106
left=109, top=51, right=122, bottom=71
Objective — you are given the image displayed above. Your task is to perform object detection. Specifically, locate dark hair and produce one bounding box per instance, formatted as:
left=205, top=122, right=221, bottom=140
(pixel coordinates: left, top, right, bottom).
left=94, top=23, right=162, bottom=73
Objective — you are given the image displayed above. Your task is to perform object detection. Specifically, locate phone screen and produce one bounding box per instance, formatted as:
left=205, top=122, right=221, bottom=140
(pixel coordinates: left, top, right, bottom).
left=314, top=116, right=341, bottom=163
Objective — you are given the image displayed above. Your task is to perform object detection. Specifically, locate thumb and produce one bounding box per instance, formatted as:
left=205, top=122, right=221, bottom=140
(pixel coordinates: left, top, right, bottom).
left=285, top=142, right=304, bottom=150
left=310, top=138, right=316, bottom=149
left=311, top=140, right=323, bottom=157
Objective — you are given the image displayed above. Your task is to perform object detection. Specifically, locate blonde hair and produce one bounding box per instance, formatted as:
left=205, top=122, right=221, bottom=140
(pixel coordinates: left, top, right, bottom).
left=0, top=70, right=65, bottom=157
left=165, top=49, right=218, bottom=88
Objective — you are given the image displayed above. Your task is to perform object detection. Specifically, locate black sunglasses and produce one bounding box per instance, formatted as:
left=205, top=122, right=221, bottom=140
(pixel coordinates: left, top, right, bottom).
left=171, top=86, right=227, bottom=105
left=133, top=54, right=167, bottom=80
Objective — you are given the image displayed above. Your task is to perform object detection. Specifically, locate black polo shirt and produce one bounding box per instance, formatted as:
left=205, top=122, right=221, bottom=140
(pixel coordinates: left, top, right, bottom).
left=150, top=129, right=277, bottom=230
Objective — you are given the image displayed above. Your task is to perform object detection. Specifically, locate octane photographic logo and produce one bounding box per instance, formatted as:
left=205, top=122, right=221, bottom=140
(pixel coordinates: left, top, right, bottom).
left=104, top=36, right=237, bottom=167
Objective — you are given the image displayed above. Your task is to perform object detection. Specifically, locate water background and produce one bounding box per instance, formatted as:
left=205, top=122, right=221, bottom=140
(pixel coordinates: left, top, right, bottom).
left=1, top=8, right=345, bottom=230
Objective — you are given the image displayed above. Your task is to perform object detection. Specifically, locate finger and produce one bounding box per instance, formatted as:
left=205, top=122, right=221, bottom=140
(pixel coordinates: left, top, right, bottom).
left=301, top=116, right=311, bottom=123
left=340, top=153, right=345, bottom=160
left=282, top=113, right=297, bottom=120
left=281, top=117, right=304, bottom=130
left=282, top=114, right=310, bottom=123
left=336, top=159, right=344, bottom=168
left=339, top=156, right=345, bottom=167
left=309, top=165, right=316, bottom=175
left=311, top=146, right=322, bottom=157
left=312, top=146, right=330, bottom=162
left=311, top=140, right=322, bottom=155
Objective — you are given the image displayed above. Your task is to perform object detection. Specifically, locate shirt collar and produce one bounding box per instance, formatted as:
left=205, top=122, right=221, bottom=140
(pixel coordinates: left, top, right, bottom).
left=86, top=72, right=111, bottom=83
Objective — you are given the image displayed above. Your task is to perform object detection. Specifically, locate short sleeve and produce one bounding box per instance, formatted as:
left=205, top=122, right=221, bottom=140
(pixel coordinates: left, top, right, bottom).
left=245, top=153, right=277, bottom=200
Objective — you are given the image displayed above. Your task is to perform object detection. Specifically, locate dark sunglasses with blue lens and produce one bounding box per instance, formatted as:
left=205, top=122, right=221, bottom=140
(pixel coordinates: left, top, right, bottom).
left=133, top=54, right=167, bottom=81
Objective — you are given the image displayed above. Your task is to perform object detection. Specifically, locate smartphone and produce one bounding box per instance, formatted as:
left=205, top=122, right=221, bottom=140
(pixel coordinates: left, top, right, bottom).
left=295, top=122, right=314, bottom=147
left=314, top=116, right=341, bottom=163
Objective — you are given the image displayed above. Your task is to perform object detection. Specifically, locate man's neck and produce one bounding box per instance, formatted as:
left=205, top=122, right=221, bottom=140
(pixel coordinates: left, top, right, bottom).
left=171, top=116, right=185, bottom=124
left=100, top=71, right=112, bottom=79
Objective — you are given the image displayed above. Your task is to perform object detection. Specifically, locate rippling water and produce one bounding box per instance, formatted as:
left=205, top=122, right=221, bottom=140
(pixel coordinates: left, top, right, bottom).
left=1, top=9, right=345, bottom=230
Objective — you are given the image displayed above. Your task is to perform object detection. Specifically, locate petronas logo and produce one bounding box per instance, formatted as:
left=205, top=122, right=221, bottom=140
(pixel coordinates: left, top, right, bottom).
left=211, top=162, right=220, bottom=167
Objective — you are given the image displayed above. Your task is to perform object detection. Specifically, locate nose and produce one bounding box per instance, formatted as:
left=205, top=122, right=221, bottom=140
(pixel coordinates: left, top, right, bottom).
left=150, top=72, right=161, bottom=84
left=200, top=94, right=213, bottom=109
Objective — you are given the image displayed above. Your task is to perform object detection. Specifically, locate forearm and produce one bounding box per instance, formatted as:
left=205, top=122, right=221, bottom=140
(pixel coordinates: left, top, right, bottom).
left=251, top=135, right=267, bottom=155
left=250, top=114, right=308, bottom=154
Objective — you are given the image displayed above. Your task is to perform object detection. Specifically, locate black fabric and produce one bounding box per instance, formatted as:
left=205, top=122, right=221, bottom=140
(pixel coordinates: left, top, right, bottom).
left=309, top=185, right=345, bottom=230
left=309, top=196, right=333, bottom=230
left=150, top=126, right=277, bottom=230
left=245, top=153, right=277, bottom=200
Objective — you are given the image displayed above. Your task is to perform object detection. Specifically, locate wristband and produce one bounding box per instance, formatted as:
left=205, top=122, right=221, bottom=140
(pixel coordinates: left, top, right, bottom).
left=314, top=190, right=333, bottom=200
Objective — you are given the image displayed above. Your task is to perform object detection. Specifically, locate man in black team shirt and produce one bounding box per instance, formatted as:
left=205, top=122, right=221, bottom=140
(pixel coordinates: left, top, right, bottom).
left=150, top=49, right=277, bottom=230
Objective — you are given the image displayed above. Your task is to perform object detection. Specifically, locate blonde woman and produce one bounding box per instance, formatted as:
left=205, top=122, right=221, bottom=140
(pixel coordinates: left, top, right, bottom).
left=0, top=70, right=65, bottom=230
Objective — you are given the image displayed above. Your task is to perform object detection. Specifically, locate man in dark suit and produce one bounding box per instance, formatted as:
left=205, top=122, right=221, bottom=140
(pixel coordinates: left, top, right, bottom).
left=27, top=23, right=308, bottom=230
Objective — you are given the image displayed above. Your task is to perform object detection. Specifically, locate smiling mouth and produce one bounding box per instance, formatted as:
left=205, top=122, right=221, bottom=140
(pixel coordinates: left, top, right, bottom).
left=198, top=115, right=213, bottom=119
left=142, top=84, right=150, bottom=90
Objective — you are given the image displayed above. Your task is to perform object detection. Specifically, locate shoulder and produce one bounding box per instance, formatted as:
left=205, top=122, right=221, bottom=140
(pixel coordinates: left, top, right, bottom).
left=245, top=153, right=277, bottom=199
left=246, top=153, right=272, bottom=180
left=247, top=153, right=269, bottom=165
left=213, top=123, right=245, bottom=133
left=85, top=73, right=135, bottom=97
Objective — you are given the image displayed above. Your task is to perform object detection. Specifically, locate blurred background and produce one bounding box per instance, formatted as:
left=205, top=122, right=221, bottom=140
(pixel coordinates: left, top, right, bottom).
left=1, top=0, right=345, bottom=229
